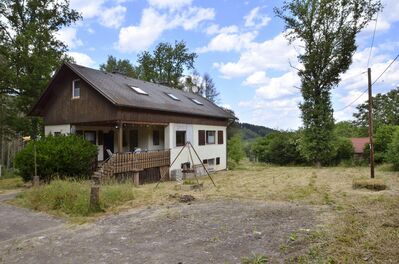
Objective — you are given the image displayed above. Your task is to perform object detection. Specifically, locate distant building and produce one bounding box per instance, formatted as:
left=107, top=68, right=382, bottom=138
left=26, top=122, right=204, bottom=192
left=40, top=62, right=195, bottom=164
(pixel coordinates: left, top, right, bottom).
left=350, top=137, right=370, bottom=159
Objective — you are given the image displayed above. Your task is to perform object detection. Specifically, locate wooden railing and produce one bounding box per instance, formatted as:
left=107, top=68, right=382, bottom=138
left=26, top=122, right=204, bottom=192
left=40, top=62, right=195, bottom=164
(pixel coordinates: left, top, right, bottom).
left=97, top=149, right=171, bottom=181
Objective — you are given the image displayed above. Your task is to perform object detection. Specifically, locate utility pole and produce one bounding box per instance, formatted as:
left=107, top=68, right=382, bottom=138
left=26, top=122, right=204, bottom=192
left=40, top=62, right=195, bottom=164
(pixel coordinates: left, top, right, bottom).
left=367, top=68, right=375, bottom=178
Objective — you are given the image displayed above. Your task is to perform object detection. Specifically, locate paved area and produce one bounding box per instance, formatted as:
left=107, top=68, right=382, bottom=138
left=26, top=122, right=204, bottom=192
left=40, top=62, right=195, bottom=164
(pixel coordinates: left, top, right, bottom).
left=0, top=192, right=63, bottom=243
left=0, top=197, right=323, bottom=264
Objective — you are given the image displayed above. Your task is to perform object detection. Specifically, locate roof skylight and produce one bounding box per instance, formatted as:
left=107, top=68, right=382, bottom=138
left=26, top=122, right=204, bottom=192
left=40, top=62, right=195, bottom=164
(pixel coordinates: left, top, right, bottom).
left=130, top=86, right=148, bottom=95
left=190, top=98, right=203, bottom=105
left=166, top=93, right=180, bottom=101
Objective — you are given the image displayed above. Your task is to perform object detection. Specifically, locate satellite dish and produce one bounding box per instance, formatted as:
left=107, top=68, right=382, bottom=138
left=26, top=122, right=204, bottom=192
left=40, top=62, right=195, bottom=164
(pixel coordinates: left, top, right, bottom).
left=191, top=86, right=199, bottom=93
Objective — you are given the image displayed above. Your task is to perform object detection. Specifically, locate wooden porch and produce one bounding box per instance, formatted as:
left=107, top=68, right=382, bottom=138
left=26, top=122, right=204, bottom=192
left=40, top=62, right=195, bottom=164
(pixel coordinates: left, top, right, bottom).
left=94, top=149, right=171, bottom=184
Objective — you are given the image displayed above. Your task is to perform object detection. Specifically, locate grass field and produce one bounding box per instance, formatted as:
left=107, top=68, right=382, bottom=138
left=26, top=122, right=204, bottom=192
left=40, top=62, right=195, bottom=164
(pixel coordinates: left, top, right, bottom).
left=0, top=171, right=24, bottom=193
left=10, top=162, right=399, bottom=262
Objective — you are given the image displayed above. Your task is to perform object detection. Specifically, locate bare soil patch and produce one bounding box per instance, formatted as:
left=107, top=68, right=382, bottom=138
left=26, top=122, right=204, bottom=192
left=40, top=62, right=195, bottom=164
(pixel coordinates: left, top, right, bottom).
left=0, top=199, right=324, bottom=264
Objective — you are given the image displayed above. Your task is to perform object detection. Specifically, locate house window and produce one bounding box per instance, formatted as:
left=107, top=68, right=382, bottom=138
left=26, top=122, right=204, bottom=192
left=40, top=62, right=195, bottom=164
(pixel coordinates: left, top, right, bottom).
left=216, top=157, right=220, bottom=165
left=72, top=79, right=80, bottom=98
left=153, top=130, right=160, bottom=146
left=176, top=131, right=186, bottom=147
left=208, top=158, right=215, bottom=166
left=84, top=131, right=96, bottom=144
left=206, top=131, right=216, bottom=144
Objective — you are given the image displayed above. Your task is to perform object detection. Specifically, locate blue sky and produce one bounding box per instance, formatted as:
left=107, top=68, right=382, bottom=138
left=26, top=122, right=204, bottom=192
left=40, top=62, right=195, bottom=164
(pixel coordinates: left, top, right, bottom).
left=59, top=0, right=399, bottom=129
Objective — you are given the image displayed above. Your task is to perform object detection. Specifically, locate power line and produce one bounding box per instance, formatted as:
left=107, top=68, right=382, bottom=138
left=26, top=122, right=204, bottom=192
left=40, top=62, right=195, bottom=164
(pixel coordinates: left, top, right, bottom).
left=372, top=53, right=399, bottom=85
left=367, top=12, right=379, bottom=68
left=336, top=53, right=399, bottom=112
left=336, top=88, right=368, bottom=111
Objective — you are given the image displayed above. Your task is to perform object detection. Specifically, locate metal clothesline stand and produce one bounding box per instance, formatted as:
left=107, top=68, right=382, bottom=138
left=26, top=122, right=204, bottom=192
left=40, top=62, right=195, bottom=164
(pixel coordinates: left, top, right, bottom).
left=155, top=141, right=216, bottom=189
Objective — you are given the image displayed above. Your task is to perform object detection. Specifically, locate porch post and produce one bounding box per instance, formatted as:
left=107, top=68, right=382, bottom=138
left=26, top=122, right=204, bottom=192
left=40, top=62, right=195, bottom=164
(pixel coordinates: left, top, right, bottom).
left=118, top=121, right=123, bottom=153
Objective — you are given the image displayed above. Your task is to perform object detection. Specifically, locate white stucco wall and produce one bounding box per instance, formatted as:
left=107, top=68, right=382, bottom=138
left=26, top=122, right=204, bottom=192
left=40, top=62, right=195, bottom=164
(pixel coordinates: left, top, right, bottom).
left=44, top=124, right=71, bottom=135
left=167, top=123, right=227, bottom=172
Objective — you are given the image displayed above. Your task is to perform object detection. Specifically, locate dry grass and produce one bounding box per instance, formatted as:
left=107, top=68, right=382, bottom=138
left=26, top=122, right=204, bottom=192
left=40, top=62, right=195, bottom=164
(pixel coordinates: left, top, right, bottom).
left=10, top=161, right=399, bottom=262
left=353, top=178, right=387, bottom=191
left=0, top=177, right=24, bottom=193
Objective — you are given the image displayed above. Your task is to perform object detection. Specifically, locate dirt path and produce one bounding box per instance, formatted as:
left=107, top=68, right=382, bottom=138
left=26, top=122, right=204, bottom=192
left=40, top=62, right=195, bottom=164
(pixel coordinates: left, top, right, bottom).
left=0, top=198, right=325, bottom=264
left=0, top=192, right=64, bottom=243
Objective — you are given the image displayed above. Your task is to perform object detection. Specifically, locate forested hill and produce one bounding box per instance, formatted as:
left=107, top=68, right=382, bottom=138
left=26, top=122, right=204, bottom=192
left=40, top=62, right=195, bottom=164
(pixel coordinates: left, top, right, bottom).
left=228, top=122, right=277, bottom=140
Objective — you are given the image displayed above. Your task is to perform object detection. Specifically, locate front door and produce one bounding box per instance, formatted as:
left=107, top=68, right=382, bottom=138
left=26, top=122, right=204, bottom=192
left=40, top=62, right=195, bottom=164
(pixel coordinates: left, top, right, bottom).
left=103, top=131, right=114, bottom=159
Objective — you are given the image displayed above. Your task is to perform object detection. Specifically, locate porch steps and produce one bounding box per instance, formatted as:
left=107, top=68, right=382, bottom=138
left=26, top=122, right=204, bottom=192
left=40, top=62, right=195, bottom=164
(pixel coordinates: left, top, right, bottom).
left=93, top=150, right=171, bottom=184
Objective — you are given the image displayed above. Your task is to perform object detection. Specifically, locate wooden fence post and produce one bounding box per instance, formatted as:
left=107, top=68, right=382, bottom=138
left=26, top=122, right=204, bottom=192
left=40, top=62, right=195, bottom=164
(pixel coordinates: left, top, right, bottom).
left=133, top=172, right=140, bottom=186
left=90, top=175, right=101, bottom=209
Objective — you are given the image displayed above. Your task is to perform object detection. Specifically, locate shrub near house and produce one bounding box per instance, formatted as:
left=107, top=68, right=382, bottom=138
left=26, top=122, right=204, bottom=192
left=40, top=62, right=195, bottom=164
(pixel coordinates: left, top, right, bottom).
left=15, top=135, right=98, bottom=182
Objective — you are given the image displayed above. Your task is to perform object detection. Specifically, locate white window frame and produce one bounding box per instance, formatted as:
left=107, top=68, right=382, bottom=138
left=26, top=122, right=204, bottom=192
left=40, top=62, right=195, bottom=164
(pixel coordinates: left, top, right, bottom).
left=206, top=130, right=216, bottom=144
left=72, top=79, right=80, bottom=99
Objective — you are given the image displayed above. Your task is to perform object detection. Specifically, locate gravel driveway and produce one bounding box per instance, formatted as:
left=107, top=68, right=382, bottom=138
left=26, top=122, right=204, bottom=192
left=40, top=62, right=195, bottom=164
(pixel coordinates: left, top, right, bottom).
left=0, top=197, right=322, bottom=264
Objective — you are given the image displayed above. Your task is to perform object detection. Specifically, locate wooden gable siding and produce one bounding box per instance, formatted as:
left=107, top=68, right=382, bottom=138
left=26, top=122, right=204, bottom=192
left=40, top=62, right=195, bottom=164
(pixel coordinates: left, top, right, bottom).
left=40, top=67, right=228, bottom=127
left=117, top=108, right=229, bottom=126
left=42, top=69, right=117, bottom=125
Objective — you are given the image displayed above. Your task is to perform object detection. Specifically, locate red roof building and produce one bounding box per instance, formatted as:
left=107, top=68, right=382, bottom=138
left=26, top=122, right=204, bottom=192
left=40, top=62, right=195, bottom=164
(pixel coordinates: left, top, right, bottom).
left=350, top=137, right=370, bottom=154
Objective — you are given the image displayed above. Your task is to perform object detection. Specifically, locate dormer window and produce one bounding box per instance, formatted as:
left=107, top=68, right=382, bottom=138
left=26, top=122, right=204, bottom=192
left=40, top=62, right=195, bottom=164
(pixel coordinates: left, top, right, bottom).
left=130, top=86, right=148, bottom=95
left=72, top=79, right=80, bottom=98
left=190, top=98, right=203, bottom=105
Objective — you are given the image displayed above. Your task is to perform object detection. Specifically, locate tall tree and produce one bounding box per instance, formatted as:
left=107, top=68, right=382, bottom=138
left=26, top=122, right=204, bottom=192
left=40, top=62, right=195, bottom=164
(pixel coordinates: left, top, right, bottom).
left=275, top=0, right=382, bottom=165
left=99, top=55, right=139, bottom=78
left=202, top=73, right=219, bottom=103
left=137, top=41, right=197, bottom=88
left=0, top=0, right=81, bottom=138
left=354, top=87, right=399, bottom=128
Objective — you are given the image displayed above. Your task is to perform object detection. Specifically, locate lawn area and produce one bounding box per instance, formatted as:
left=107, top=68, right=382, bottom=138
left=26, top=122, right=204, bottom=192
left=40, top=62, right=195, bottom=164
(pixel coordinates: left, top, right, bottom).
left=0, top=169, right=24, bottom=193
left=11, top=162, right=399, bottom=262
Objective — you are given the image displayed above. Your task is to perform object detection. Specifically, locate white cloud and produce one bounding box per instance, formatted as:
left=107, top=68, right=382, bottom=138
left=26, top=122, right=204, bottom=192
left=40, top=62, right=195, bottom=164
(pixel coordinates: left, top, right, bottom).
left=70, top=0, right=126, bottom=28
left=68, top=52, right=95, bottom=67
left=198, top=32, right=256, bottom=53
left=170, top=7, right=215, bottom=30
left=243, top=71, right=269, bottom=86
left=205, top=24, right=239, bottom=35
left=148, top=0, right=192, bottom=10
left=244, top=7, right=271, bottom=29
left=55, top=27, right=82, bottom=49
left=238, top=97, right=302, bottom=129
left=362, top=0, right=399, bottom=33
left=117, top=6, right=214, bottom=53
left=117, top=8, right=167, bottom=53
left=215, top=33, right=299, bottom=78
left=70, top=0, right=105, bottom=19
left=99, top=5, right=127, bottom=28
left=255, top=71, right=300, bottom=100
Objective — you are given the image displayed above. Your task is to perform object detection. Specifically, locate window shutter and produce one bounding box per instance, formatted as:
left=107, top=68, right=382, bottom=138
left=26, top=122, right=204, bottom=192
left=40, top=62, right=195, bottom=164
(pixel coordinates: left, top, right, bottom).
left=218, top=130, right=224, bottom=144
left=198, top=130, right=205, bottom=145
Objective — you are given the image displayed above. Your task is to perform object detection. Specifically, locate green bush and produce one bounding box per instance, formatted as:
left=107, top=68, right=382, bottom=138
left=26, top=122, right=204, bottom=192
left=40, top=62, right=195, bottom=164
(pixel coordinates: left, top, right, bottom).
left=14, top=135, right=98, bottom=182
left=387, top=128, right=399, bottom=170
left=228, top=134, right=245, bottom=164
left=253, top=131, right=305, bottom=165
left=374, top=125, right=397, bottom=163
left=333, top=137, right=354, bottom=165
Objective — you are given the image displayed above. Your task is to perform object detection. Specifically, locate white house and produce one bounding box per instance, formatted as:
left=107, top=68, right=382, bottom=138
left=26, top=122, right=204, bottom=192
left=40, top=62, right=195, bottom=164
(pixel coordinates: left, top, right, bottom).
left=29, top=62, right=233, bottom=184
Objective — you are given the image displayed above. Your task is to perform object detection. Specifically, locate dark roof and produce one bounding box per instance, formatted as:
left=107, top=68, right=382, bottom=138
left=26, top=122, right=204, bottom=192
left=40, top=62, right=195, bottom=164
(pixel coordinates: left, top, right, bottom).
left=350, top=137, right=370, bottom=154
left=62, top=62, right=233, bottom=119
